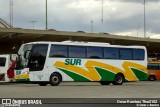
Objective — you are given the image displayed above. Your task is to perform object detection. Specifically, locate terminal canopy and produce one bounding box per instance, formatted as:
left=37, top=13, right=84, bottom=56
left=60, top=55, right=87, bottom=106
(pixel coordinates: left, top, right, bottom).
left=0, top=28, right=160, bottom=59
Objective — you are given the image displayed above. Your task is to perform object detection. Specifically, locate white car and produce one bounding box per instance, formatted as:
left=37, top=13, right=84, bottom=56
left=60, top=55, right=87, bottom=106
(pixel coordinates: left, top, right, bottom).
left=0, top=54, right=16, bottom=82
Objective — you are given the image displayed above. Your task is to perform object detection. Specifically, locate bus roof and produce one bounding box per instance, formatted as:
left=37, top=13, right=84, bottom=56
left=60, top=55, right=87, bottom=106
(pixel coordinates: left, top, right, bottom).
left=23, top=41, right=146, bottom=49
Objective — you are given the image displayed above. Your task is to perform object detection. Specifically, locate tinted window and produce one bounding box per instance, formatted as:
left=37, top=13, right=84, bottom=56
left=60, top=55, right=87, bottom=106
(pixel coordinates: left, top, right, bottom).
left=29, top=44, right=48, bottom=71
left=120, top=49, right=132, bottom=60
left=87, top=47, right=103, bottom=59
left=69, top=46, right=86, bottom=58
left=148, top=64, right=159, bottom=70
left=49, top=45, right=67, bottom=58
left=104, top=48, right=119, bottom=59
left=133, top=49, right=145, bottom=60
left=0, top=58, right=6, bottom=66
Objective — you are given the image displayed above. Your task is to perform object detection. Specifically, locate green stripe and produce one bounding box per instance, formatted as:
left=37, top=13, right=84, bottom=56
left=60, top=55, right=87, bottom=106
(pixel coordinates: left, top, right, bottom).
left=15, top=78, right=30, bottom=82
left=95, top=67, right=115, bottom=81
left=57, top=68, right=90, bottom=81
left=131, top=68, right=148, bottom=81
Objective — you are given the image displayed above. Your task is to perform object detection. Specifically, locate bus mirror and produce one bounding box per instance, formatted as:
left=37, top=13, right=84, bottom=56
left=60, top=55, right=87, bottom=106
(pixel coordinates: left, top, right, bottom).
left=10, top=54, right=17, bottom=61
left=24, top=50, right=31, bottom=59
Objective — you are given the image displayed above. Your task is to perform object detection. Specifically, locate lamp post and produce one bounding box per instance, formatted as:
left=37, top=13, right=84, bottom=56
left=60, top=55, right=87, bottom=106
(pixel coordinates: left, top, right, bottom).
left=30, top=21, right=36, bottom=29
left=91, top=20, right=93, bottom=33
left=137, top=23, right=141, bottom=37
left=10, top=0, right=13, bottom=27
left=45, top=0, right=48, bottom=30
left=101, top=0, right=104, bottom=23
left=144, top=0, right=146, bottom=38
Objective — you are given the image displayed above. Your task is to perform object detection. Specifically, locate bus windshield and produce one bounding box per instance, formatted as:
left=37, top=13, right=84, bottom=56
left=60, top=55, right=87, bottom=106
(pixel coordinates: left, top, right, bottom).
left=16, top=44, right=33, bottom=69
left=16, top=44, right=48, bottom=71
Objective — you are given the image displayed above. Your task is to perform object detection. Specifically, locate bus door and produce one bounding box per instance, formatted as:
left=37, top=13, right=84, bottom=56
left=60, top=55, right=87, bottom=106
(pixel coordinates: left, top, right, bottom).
left=28, top=44, right=49, bottom=81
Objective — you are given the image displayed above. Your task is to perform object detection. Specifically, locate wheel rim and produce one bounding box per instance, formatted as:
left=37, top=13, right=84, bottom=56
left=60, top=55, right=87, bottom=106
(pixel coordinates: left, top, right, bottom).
left=150, top=76, right=154, bottom=80
left=116, top=76, right=123, bottom=83
left=52, top=76, right=59, bottom=84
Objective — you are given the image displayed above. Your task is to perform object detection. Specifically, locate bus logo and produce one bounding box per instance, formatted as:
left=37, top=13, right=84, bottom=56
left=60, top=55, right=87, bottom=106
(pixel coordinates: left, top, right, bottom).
left=65, top=59, right=81, bottom=65
left=16, top=70, right=21, bottom=75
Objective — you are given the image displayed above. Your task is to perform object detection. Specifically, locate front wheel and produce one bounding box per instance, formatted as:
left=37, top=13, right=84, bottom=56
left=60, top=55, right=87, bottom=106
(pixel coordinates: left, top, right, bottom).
left=50, top=73, right=62, bottom=86
left=112, top=74, right=124, bottom=85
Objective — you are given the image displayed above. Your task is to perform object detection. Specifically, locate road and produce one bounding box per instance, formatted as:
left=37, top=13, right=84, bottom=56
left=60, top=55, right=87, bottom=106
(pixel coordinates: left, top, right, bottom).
left=0, top=81, right=159, bottom=98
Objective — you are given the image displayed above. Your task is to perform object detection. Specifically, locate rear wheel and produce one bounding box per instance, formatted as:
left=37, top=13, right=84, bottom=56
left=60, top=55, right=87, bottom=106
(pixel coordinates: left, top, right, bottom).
left=50, top=73, right=61, bottom=86
left=148, top=75, right=156, bottom=81
left=112, top=74, right=124, bottom=85
left=100, top=81, right=111, bottom=85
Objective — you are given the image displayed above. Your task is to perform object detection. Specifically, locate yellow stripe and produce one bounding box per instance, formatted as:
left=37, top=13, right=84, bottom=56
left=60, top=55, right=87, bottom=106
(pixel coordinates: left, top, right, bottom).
left=15, top=74, right=29, bottom=79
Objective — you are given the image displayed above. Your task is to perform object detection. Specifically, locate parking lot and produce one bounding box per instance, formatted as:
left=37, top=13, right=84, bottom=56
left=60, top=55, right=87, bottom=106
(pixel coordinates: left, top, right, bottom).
left=0, top=81, right=160, bottom=98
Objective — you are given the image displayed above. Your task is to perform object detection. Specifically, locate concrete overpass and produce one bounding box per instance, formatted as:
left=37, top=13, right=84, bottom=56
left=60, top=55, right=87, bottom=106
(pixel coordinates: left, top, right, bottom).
left=0, top=28, right=160, bottom=59
left=0, top=18, right=13, bottom=28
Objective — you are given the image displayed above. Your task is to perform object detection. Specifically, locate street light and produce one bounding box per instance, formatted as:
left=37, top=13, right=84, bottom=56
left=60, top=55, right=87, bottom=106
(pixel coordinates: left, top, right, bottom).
left=45, top=0, right=48, bottom=30
left=101, top=0, right=104, bottom=23
left=137, top=23, right=141, bottom=37
left=30, top=21, right=37, bottom=29
left=91, top=20, right=93, bottom=33
left=144, top=0, right=146, bottom=38
left=10, top=0, right=13, bottom=27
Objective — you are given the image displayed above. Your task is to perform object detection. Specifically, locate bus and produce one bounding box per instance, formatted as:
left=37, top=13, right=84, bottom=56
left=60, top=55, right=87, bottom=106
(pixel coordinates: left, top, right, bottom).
left=0, top=55, right=16, bottom=82
left=14, top=41, right=148, bottom=86
left=148, top=61, right=160, bottom=81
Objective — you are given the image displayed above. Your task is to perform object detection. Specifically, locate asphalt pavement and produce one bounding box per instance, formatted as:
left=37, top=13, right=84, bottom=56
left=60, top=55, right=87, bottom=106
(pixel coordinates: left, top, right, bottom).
left=0, top=81, right=159, bottom=98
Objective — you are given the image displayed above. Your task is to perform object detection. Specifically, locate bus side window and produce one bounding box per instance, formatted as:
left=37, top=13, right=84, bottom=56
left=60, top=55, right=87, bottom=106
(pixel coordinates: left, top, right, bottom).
left=49, top=45, right=68, bottom=58
left=87, top=47, right=103, bottom=59
left=104, top=48, right=119, bottom=59
left=148, top=64, right=159, bottom=70
left=133, top=49, right=144, bottom=60
left=120, top=49, right=132, bottom=60
left=69, top=46, right=86, bottom=58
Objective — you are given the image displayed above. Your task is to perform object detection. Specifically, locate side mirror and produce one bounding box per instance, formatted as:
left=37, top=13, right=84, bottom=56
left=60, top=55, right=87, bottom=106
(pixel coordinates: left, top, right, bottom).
left=10, top=54, right=17, bottom=61
left=24, top=50, right=31, bottom=59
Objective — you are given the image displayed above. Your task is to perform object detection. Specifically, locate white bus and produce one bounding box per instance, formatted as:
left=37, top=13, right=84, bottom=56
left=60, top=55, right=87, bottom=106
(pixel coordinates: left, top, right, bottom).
left=0, top=55, right=15, bottom=82
left=14, top=41, right=148, bottom=86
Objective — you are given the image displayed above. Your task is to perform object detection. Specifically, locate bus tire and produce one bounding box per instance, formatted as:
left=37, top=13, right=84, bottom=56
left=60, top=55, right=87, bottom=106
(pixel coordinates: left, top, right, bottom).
left=112, top=73, right=124, bottom=85
left=148, top=75, right=156, bottom=81
left=100, top=81, right=111, bottom=85
left=50, top=73, right=62, bottom=86
left=38, top=82, right=48, bottom=86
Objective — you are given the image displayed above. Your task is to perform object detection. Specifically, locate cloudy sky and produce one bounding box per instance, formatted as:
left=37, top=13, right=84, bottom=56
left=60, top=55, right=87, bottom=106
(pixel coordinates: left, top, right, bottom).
left=0, top=0, right=160, bottom=38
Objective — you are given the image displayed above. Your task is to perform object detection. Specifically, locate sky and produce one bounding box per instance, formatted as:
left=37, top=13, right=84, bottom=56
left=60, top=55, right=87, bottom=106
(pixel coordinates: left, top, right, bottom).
left=0, top=0, right=160, bottom=38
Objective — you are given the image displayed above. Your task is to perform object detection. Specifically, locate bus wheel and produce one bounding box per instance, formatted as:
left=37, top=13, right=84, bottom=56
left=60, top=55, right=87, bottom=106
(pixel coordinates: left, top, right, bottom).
left=148, top=75, right=156, bottom=81
left=38, top=82, right=48, bottom=86
left=112, top=74, right=124, bottom=85
left=100, top=81, right=111, bottom=85
left=50, top=73, right=61, bottom=86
